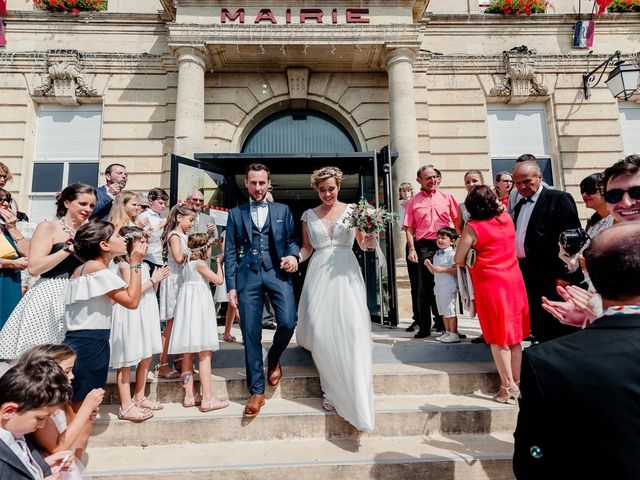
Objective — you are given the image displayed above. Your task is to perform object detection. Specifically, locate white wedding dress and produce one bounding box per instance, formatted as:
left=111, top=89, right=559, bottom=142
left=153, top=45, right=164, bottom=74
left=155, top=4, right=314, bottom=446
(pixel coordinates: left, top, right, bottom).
left=296, top=204, right=375, bottom=433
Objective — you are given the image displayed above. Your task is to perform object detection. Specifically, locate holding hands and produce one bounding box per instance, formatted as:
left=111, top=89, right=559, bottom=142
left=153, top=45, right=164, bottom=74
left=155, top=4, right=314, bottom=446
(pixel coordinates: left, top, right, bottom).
left=280, top=255, right=298, bottom=273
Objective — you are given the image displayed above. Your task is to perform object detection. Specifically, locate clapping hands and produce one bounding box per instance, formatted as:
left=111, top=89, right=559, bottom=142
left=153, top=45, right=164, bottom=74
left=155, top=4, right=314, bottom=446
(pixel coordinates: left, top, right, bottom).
left=542, top=285, right=600, bottom=328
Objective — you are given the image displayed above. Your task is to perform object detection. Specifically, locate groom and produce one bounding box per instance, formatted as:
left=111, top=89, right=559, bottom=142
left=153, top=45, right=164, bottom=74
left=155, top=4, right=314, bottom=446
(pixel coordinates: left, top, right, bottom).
left=224, top=163, right=300, bottom=417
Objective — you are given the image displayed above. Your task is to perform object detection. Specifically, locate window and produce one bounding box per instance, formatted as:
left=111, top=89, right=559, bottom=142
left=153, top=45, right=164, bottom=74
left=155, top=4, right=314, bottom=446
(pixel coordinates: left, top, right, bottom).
left=619, top=102, right=640, bottom=155
left=30, top=104, right=102, bottom=222
left=487, top=104, right=554, bottom=186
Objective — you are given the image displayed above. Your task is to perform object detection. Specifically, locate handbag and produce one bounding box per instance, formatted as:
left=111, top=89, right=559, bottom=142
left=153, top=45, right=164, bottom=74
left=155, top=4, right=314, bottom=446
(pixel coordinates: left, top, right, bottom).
left=0, top=231, right=18, bottom=259
left=465, top=247, right=477, bottom=268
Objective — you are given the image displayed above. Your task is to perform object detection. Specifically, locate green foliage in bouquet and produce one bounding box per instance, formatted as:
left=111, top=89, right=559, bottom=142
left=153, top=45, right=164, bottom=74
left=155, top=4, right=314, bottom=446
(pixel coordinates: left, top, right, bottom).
left=343, top=198, right=398, bottom=234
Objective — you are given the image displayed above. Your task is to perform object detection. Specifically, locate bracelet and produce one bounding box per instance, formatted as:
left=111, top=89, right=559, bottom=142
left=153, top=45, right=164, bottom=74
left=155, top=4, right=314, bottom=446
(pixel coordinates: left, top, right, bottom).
left=12, top=235, right=24, bottom=242
left=149, top=278, right=156, bottom=287
left=130, top=263, right=142, bottom=272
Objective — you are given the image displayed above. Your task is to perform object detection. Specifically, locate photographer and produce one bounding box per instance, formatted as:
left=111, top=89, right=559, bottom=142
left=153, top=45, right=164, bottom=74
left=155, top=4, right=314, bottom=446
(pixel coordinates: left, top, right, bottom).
left=543, top=155, right=640, bottom=326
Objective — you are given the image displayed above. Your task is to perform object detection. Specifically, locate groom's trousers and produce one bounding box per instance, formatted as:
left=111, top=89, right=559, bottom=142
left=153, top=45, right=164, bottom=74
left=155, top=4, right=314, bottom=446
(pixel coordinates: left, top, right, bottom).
left=238, top=266, right=298, bottom=395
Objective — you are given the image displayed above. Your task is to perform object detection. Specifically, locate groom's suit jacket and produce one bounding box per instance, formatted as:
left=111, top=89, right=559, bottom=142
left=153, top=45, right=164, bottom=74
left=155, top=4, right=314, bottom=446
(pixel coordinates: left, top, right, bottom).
left=224, top=201, right=300, bottom=293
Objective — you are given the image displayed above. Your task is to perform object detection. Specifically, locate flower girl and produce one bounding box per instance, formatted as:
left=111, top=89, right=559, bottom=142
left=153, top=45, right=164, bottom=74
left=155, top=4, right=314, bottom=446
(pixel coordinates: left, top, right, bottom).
left=157, top=204, right=196, bottom=379
left=110, top=226, right=171, bottom=422
left=169, top=232, right=229, bottom=412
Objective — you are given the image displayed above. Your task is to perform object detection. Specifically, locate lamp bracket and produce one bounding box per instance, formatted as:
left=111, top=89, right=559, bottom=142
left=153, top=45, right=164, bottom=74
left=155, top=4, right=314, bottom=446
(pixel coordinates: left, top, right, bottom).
left=582, top=50, right=621, bottom=100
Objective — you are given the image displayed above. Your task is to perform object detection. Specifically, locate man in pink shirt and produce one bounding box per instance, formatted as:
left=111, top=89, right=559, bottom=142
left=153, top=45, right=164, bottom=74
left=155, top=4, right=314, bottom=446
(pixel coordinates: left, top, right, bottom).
left=403, top=165, right=459, bottom=338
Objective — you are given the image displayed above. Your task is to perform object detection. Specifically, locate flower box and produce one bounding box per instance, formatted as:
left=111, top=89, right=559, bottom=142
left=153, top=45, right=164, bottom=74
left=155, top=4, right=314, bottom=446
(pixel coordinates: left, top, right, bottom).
left=33, top=0, right=107, bottom=14
left=484, top=0, right=549, bottom=15
left=606, top=0, right=640, bottom=12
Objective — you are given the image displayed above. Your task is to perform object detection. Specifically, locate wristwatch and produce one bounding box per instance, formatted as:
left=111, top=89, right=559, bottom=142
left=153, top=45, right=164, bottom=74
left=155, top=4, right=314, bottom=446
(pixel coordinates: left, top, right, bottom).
left=130, top=263, right=143, bottom=272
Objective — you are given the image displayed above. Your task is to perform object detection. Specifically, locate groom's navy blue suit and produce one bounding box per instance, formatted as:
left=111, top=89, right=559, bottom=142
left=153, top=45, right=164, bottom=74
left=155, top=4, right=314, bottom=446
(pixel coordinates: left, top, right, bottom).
left=224, top=201, right=300, bottom=394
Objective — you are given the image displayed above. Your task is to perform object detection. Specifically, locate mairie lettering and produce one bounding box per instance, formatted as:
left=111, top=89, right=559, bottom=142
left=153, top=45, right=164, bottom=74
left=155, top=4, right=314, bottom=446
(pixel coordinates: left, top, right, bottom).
left=220, top=8, right=370, bottom=24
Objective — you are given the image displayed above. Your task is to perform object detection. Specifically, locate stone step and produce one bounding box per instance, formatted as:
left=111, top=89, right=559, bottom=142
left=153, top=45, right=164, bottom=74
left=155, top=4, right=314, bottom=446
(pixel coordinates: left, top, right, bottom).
left=209, top=340, right=491, bottom=368
left=90, top=394, right=517, bottom=448
left=103, top=362, right=500, bottom=404
left=87, top=433, right=515, bottom=480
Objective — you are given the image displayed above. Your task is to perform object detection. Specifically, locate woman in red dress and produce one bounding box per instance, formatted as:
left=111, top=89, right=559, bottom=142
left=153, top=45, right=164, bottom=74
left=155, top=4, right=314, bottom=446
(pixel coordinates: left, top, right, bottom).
left=455, top=185, right=530, bottom=404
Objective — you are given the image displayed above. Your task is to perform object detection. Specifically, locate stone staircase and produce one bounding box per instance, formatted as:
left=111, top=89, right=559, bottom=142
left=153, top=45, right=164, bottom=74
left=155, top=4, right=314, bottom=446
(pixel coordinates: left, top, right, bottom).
left=86, top=325, right=517, bottom=479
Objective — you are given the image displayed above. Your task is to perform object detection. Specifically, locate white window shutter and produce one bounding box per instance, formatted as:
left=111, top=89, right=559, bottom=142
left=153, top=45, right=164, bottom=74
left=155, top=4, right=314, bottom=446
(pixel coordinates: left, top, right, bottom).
left=28, top=196, right=58, bottom=223
left=619, top=102, right=640, bottom=155
left=487, top=104, right=549, bottom=158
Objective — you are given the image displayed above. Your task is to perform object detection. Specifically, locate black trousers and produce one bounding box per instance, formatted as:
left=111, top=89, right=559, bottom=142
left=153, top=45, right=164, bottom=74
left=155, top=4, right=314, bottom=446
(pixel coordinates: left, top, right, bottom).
left=405, top=243, right=419, bottom=322
left=414, top=239, right=444, bottom=333
left=518, top=259, right=578, bottom=342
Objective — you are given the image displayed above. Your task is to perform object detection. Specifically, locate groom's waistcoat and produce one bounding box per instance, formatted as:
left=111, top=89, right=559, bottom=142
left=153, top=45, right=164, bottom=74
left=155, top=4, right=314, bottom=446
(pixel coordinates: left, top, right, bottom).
left=250, top=213, right=277, bottom=271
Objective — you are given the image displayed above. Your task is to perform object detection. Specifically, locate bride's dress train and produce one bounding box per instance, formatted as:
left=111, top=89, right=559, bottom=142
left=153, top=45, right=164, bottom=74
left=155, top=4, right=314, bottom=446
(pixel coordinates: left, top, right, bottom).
left=296, top=205, right=375, bottom=433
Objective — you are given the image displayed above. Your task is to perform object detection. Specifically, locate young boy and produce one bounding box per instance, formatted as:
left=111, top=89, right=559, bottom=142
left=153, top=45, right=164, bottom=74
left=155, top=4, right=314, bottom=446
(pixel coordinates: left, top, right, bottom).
left=424, top=227, right=461, bottom=343
left=0, top=357, right=73, bottom=480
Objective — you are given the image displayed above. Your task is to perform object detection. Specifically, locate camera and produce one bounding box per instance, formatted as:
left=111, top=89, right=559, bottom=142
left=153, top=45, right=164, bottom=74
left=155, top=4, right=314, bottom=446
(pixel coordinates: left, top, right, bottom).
left=559, top=228, right=590, bottom=256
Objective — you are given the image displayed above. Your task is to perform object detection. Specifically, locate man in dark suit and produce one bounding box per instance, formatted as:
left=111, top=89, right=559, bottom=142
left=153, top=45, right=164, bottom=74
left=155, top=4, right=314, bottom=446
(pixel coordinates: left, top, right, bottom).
left=224, top=163, right=300, bottom=417
left=90, top=163, right=128, bottom=221
left=512, top=161, right=581, bottom=342
left=514, top=222, right=640, bottom=479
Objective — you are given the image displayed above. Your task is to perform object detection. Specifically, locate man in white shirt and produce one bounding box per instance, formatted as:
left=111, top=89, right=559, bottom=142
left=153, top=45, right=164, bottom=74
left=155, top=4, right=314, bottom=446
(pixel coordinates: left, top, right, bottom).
left=512, top=161, right=581, bottom=342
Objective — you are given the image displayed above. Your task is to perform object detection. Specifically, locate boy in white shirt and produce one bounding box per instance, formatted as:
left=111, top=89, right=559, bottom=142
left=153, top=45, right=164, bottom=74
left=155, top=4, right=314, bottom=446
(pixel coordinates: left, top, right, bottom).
left=424, top=227, right=461, bottom=343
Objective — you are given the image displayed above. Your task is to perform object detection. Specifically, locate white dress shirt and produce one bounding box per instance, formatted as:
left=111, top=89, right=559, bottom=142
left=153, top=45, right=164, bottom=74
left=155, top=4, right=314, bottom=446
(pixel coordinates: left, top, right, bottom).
left=138, top=209, right=164, bottom=264
left=0, top=428, right=44, bottom=479
left=515, top=186, right=543, bottom=259
left=250, top=200, right=269, bottom=230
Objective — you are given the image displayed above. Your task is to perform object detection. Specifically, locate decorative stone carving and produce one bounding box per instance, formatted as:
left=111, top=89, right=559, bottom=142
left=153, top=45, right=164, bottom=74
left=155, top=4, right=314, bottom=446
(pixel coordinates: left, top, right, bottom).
left=490, top=50, right=548, bottom=103
left=33, top=51, right=97, bottom=105
left=287, top=67, right=309, bottom=109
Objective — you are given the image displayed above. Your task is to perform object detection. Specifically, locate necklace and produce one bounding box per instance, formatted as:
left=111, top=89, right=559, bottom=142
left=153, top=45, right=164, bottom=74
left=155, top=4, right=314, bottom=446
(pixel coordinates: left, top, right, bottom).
left=60, top=218, right=78, bottom=239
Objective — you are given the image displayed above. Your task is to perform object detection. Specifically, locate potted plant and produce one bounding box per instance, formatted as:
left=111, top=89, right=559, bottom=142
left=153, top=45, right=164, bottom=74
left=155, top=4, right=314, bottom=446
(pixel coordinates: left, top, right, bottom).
left=33, top=0, right=107, bottom=14
left=606, top=0, right=640, bottom=12
left=484, top=0, right=549, bottom=15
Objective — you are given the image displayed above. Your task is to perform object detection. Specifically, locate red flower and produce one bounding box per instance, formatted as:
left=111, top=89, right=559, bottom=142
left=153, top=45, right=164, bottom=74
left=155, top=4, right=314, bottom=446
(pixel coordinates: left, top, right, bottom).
left=71, top=7, right=79, bottom=13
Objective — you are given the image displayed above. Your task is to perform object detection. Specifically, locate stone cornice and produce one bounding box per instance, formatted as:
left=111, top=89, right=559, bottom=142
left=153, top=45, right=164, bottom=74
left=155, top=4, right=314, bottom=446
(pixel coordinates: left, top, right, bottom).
left=415, top=52, right=640, bottom=74
left=4, top=11, right=166, bottom=34
left=168, top=23, right=422, bottom=46
left=0, top=50, right=167, bottom=74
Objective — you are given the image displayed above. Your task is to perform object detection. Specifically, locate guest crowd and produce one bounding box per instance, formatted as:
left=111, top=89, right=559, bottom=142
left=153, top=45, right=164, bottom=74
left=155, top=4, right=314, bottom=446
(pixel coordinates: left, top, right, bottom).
left=0, top=151, right=639, bottom=479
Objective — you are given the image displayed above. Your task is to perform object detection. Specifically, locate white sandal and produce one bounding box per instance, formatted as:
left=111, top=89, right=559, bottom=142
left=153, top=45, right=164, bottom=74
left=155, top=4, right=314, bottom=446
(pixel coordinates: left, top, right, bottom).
left=118, top=402, right=154, bottom=422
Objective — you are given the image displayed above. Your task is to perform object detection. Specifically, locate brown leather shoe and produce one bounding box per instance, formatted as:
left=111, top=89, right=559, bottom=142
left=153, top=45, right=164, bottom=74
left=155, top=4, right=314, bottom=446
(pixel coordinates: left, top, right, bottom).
left=243, top=394, right=265, bottom=417
left=267, top=363, right=282, bottom=387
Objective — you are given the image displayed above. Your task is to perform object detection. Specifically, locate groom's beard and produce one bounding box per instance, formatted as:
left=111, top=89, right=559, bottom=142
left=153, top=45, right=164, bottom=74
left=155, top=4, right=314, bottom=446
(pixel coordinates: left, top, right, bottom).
left=249, top=192, right=267, bottom=202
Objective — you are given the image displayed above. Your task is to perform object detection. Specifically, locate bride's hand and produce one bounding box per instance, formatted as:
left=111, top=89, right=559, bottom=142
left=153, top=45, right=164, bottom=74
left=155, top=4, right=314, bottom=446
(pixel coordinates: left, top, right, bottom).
left=363, top=233, right=377, bottom=250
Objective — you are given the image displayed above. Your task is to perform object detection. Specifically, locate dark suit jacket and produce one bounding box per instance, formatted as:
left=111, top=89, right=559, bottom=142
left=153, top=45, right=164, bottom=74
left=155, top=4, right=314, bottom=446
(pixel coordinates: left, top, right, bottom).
left=90, top=185, right=113, bottom=221
left=520, top=187, right=581, bottom=284
left=0, top=436, right=51, bottom=480
left=224, top=201, right=300, bottom=293
left=513, top=313, right=640, bottom=479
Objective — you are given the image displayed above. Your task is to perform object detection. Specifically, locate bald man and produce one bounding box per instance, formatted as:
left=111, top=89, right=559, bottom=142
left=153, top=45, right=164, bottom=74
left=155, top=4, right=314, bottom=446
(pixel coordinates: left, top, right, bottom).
left=514, top=222, right=640, bottom=479
left=512, top=161, right=581, bottom=342
left=186, top=190, right=218, bottom=240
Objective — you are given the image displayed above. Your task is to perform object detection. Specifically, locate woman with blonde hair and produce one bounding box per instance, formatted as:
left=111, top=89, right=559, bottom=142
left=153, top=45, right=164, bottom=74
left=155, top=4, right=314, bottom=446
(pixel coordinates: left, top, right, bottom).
left=108, top=190, right=141, bottom=229
left=296, top=166, right=377, bottom=432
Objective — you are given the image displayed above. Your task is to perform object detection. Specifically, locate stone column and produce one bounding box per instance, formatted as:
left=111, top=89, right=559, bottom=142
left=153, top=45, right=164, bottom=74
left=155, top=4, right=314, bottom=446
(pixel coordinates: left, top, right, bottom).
left=385, top=47, right=420, bottom=260
left=173, top=46, right=207, bottom=159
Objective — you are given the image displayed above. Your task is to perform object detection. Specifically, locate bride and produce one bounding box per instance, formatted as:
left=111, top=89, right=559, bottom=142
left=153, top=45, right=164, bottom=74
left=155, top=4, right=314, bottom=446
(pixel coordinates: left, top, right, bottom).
left=296, top=166, right=376, bottom=433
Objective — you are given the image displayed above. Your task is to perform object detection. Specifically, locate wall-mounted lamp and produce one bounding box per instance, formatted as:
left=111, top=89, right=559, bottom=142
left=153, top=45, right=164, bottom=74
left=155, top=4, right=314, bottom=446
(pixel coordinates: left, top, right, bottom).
left=582, top=51, right=640, bottom=101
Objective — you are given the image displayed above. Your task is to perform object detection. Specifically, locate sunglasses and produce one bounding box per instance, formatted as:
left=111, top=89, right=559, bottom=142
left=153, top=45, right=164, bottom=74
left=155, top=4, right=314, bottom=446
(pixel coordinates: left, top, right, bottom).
left=580, top=186, right=599, bottom=196
left=603, top=186, right=640, bottom=204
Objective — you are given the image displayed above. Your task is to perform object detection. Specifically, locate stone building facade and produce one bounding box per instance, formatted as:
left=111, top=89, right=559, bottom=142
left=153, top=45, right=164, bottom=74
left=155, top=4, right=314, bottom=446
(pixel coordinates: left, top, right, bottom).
left=1, top=0, right=639, bottom=227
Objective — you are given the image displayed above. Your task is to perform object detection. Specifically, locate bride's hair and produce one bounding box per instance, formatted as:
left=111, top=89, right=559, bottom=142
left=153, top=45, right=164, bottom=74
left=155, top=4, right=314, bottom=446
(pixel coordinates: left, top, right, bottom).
left=311, top=166, right=343, bottom=190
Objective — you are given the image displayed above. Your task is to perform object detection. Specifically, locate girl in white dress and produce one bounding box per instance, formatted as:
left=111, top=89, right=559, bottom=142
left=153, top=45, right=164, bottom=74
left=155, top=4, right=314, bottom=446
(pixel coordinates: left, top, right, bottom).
left=62, top=220, right=145, bottom=456
left=22, top=344, right=104, bottom=479
left=296, top=166, right=377, bottom=433
left=169, top=233, right=229, bottom=413
left=157, top=204, right=196, bottom=379
left=110, top=226, right=171, bottom=421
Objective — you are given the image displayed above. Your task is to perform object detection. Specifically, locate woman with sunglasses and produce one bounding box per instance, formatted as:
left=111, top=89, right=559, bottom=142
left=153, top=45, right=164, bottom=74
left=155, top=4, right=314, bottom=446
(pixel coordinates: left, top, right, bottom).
left=580, top=173, right=614, bottom=238
left=0, top=188, right=29, bottom=330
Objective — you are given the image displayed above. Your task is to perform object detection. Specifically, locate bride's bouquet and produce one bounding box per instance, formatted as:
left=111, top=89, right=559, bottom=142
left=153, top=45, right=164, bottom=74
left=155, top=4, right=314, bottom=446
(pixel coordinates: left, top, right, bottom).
left=344, top=199, right=398, bottom=251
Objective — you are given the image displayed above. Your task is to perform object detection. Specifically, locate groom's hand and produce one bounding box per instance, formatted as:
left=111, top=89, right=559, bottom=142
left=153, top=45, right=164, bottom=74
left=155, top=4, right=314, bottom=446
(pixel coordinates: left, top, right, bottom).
left=280, top=256, right=298, bottom=273
left=229, top=289, right=238, bottom=310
